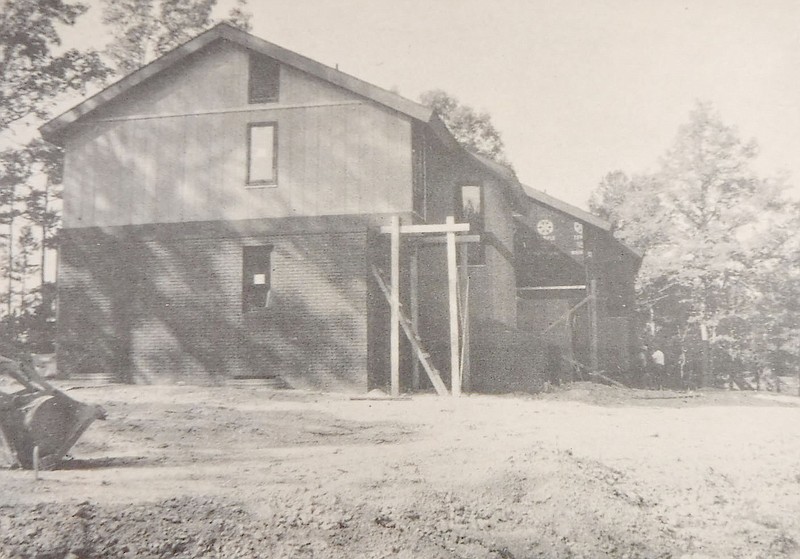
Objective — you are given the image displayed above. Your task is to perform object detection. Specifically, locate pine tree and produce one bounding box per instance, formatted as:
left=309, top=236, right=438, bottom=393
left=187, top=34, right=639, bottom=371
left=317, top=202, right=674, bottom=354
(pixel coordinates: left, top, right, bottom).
left=0, top=0, right=107, bottom=349
left=0, top=148, right=28, bottom=321
left=23, top=140, right=62, bottom=289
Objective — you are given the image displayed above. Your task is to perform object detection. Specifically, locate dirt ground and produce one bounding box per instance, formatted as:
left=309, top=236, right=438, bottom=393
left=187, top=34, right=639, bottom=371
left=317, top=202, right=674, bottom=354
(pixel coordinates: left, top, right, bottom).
left=1, top=381, right=800, bottom=559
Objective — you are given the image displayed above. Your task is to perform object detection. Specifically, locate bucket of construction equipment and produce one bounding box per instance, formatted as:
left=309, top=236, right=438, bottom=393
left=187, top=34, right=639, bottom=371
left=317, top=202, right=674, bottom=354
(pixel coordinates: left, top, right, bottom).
left=0, top=355, right=105, bottom=470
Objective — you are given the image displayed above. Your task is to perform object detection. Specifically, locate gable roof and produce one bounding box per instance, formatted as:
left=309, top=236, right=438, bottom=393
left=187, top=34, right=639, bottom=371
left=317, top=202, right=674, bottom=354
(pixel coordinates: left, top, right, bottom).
left=40, top=22, right=438, bottom=144
left=520, top=183, right=611, bottom=232
left=518, top=185, right=643, bottom=264
left=39, top=23, right=640, bottom=267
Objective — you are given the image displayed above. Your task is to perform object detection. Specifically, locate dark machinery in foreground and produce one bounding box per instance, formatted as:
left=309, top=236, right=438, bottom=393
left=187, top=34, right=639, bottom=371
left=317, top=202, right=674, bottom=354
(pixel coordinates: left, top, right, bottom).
left=0, top=356, right=105, bottom=470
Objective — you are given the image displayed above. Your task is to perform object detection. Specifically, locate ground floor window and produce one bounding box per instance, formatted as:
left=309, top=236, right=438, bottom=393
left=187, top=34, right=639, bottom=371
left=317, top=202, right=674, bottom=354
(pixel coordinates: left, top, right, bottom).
left=243, top=245, right=273, bottom=312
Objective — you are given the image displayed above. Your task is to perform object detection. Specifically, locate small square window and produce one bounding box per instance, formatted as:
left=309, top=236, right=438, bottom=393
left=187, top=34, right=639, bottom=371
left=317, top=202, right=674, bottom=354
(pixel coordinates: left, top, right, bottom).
left=247, top=123, right=277, bottom=186
left=243, top=245, right=273, bottom=312
left=249, top=53, right=280, bottom=104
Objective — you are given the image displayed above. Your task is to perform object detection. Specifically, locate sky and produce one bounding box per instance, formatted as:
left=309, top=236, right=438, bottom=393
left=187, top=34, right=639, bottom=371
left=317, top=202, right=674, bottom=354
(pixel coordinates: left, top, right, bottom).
left=61, top=0, right=800, bottom=209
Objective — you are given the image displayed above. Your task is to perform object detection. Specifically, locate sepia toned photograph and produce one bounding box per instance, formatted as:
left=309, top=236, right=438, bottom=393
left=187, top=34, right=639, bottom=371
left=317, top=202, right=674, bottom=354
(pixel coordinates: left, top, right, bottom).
left=1, top=1, right=799, bottom=557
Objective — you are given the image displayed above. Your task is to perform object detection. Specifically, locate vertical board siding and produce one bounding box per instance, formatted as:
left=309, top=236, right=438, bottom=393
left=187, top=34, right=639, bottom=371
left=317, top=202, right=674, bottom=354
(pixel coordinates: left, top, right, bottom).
left=330, top=108, right=347, bottom=213
left=356, top=104, right=375, bottom=213
left=157, top=118, right=183, bottom=223
left=62, top=142, right=79, bottom=227
left=307, top=107, right=322, bottom=214
left=63, top=40, right=413, bottom=228
left=385, top=110, right=412, bottom=213
left=91, top=41, right=248, bottom=122
left=127, top=120, right=145, bottom=224
left=282, top=63, right=356, bottom=105
left=183, top=115, right=205, bottom=222
left=416, top=134, right=524, bottom=390
left=140, top=120, right=157, bottom=225
left=344, top=105, right=360, bottom=212
left=316, top=106, right=336, bottom=214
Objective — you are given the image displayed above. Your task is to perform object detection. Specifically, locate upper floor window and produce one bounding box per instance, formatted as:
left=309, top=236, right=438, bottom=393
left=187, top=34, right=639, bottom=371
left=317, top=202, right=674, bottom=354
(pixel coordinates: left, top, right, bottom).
left=249, top=53, right=280, bottom=104
left=247, top=123, right=278, bottom=186
left=458, top=185, right=483, bottom=231
left=457, top=184, right=485, bottom=264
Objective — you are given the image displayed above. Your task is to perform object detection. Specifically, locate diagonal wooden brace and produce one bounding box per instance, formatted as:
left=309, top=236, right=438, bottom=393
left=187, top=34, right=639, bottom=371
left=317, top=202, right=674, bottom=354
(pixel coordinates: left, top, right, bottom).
left=371, top=266, right=449, bottom=396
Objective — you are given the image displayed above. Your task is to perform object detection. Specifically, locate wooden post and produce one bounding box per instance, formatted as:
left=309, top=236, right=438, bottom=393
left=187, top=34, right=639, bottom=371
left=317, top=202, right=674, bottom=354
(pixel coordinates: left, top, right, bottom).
left=390, top=215, right=400, bottom=397
left=589, top=279, right=599, bottom=372
left=459, top=242, right=470, bottom=392
left=410, top=245, right=420, bottom=391
left=446, top=216, right=461, bottom=397
left=700, top=323, right=711, bottom=387
left=33, top=446, right=39, bottom=481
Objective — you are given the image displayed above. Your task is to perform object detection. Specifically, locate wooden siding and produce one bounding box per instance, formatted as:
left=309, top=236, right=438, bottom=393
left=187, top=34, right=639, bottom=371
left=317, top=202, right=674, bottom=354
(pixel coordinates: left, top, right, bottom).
left=62, top=40, right=412, bottom=228
left=527, top=203, right=586, bottom=263
left=421, top=133, right=518, bottom=329
left=414, top=133, right=520, bottom=386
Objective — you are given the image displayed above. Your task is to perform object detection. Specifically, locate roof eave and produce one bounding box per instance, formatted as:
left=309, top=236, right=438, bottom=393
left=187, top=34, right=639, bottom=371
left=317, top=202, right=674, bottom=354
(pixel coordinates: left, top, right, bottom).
left=427, top=114, right=463, bottom=152
left=217, top=25, right=433, bottom=123
left=40, top=22, right=435, bottom=144
left=40, top=26, right=224, bottom=144
left=520, top=183, right=611, bottom=232
left=519, top=184, right=643, bottom=264
left=618, top=241, right=644, bottom=267
left=463, top=150, right=527, bottom=212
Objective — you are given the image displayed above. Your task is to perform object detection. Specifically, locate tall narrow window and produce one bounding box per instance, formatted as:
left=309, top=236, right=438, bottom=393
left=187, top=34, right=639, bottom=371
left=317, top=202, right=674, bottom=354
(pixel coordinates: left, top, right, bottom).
left=247, top=123, right=277, bottom=186
left=243, top=245, right=273, bottom=312
left=249, top=53, right=280, bottom=103
left=457, top=184, right=485, bottom=264
left=459, top=185, right=483, bottom=229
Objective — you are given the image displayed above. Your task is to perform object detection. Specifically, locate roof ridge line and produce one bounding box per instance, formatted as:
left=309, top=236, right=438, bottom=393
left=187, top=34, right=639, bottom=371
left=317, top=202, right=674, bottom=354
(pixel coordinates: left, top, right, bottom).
left=40, top=23, right=434, bottom=143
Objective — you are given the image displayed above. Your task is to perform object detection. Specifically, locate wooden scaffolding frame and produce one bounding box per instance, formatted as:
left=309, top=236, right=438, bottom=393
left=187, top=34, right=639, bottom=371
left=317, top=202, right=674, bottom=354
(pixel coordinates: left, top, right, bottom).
left=377, top=216, right=475, bottom=397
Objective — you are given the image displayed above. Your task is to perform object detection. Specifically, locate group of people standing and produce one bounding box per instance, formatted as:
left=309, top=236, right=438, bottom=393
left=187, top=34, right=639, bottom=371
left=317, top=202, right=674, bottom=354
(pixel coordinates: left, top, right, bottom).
left=639, top=345, right=667, bottom=389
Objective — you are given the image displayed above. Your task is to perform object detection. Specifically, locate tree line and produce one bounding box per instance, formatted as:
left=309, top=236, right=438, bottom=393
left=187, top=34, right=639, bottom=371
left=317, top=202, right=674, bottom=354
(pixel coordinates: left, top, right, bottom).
left=420, top=91, right=800, bottom=390
left=590, top=102, right=800, bottom=389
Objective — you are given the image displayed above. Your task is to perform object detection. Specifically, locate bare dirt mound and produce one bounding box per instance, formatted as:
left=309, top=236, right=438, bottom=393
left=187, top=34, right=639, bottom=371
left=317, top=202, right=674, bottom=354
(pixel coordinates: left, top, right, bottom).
left=2, top=384, right=799, bottom=558
left=1, top=463, right=680, bottom=559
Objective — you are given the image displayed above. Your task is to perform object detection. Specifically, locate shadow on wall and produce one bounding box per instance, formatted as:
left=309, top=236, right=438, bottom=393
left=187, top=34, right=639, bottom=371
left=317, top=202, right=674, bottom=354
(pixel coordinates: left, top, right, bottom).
left=57, top=224, right=369, bottom=390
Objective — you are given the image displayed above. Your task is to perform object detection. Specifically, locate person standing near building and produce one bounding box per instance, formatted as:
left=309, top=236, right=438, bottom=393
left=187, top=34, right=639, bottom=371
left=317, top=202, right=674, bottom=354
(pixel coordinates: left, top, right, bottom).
left=651, top=347, right=665, bottom=389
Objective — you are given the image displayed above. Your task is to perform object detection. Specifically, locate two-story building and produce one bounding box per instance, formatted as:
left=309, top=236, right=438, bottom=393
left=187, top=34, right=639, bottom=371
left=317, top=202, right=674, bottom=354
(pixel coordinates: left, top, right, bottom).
left=41, top=23, right=640, bottom=393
